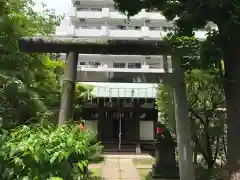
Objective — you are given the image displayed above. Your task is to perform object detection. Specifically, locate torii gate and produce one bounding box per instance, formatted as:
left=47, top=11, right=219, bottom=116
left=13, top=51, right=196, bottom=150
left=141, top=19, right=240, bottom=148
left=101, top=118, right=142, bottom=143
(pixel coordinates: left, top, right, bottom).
left=19, top=37, right=195, bottom=180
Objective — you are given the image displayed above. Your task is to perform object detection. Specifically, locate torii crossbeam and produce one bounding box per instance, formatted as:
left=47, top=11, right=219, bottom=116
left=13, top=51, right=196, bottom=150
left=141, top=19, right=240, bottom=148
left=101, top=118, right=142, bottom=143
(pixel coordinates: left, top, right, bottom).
left=19, top=36, right=195, bottom=180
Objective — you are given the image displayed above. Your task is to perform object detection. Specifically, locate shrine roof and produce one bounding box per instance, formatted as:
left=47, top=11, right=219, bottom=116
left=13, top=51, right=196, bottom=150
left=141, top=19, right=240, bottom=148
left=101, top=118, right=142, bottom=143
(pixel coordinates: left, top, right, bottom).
left=80, top=82, right=158, bottom=98
left=19, top=37, right=171, bottom=55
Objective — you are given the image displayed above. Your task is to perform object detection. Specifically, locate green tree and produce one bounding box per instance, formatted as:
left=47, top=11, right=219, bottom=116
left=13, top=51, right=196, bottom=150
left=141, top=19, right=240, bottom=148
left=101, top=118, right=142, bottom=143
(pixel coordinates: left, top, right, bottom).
left=0, top=0, right=93, bottom=127
left=113, top=0, right=240, bottom=177
left=0, top=0, right=62, bottom=127
left=156, top=70, right=225, bottom=169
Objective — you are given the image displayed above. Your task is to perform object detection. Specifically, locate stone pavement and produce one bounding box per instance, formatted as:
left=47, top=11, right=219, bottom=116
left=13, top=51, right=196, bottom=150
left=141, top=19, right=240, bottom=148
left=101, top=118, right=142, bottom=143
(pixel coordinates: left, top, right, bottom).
left=102, top=158, right=121, bottom=179
left=101, top=154, right=153, bottom=179
left=119, top=159, right=141, bottom=179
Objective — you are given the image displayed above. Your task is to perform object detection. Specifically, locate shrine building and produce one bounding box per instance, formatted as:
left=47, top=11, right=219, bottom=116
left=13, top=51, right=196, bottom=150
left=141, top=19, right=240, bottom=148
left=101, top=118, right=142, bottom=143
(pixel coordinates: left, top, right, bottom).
left=54, top=0, right=210, bottom=151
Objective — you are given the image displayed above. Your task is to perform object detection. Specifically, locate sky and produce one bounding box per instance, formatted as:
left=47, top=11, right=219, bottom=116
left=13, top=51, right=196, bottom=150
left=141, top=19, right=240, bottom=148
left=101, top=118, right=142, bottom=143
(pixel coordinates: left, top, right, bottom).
left=34, top=0, right=71, bottom=15
left=34, top=0, right=73, bottom=34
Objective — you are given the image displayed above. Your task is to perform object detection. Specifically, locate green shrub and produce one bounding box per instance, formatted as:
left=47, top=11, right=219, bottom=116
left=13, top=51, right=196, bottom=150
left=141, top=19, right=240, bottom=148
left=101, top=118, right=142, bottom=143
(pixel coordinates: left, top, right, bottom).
left=0, top=122, right=103, bottom=180
left=196, top=167, right=228, bottom=180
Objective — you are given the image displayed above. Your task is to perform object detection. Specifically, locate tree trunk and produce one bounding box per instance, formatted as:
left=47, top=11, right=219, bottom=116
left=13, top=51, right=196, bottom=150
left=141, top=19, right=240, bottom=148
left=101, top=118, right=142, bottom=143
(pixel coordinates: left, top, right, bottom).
left=172, top=53, right=195, bottom=180
left=222, top=43, right=240, bottom=179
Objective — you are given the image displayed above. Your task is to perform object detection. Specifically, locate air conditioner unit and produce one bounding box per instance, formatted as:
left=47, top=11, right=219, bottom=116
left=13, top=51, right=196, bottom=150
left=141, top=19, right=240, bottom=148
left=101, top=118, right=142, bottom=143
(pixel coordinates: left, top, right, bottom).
left=75, top=1, right=80, bottom=5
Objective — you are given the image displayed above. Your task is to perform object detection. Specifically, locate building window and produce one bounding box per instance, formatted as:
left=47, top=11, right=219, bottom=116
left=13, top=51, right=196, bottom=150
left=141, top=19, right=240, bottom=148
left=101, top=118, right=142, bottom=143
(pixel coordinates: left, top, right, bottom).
left=76, top=8, right=101, bottom=12
left=76, top=8, right=88, bottom=11
left=90, top=26, right=101, bottom=29
left=127, top=26, right=134, bottom=30
left=144, top=19, right=151, bottom=26
left=134, top=26, right=141, bottom=30
left=162, top=26, right=173, bottom=32
left=128, top=63, right=141, bottom=69
left=79, top=62, right=86, bottom=65
left=90, top=8, right=102, bottom=12
left=149, top=27, right=160, bottom=30
left=88, top=62, right=100, bottom=68
left=117, top=25, right=126, bottom=30
left=79, top=18, right=86, bottom=22
left=113, top=63, right=125, bottom=68
left=75, top=1, right=80, bottom=5
left=147, top=63, right=161, bottom=69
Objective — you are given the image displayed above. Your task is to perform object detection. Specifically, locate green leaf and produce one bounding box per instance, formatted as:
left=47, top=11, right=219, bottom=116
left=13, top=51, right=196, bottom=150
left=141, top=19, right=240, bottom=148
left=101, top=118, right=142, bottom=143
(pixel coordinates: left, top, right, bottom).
left=77, top=162, right=84, bottom=172
left=21, top=151, right=31, bottom=157
left=81, top=160, right=88, bottom=168
left=48, top=177, right=63, bottom=180
left=50, top=152, right=60, bottom=164
left=22, top=177, right=30, bottom=180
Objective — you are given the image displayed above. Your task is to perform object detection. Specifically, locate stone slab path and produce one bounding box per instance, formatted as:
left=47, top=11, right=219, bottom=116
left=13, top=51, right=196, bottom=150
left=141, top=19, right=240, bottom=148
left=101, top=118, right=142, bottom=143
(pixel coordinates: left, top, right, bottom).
left=102, top=158, right=121, bottom=179
left=101, top=154, right=144, bottom=179
left=119, top=159, right=141, bottom=179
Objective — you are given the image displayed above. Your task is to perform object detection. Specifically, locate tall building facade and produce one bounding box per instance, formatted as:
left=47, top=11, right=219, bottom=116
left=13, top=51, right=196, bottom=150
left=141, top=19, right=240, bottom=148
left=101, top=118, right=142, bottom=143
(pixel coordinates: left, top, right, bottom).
left=55, top=0, right=212, bottom=151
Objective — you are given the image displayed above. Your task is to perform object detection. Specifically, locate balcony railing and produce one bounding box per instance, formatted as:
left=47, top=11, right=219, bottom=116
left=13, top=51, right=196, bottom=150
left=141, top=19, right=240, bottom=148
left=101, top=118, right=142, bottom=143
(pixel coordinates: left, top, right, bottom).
left=74, top=26, right=207, bottom=40
left=78, top=64, right=104, bottom=68
left=93, top=86, right=158, bottom=98
left=72, top=9, right=165, bottom=21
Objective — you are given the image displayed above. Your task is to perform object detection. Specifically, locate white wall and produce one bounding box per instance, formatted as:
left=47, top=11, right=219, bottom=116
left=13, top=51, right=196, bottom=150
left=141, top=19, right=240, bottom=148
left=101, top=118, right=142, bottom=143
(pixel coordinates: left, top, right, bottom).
left=140, top=121, right=154, bottom=140
left=85, top=120, right=155, bottom=141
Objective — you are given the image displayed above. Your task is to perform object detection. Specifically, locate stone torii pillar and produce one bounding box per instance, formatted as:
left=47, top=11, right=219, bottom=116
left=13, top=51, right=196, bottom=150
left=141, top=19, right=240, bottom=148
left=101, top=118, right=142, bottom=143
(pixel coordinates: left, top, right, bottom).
left=58, top=52, right=78, bottom=125
left=18, top=37, right=195, bottom=180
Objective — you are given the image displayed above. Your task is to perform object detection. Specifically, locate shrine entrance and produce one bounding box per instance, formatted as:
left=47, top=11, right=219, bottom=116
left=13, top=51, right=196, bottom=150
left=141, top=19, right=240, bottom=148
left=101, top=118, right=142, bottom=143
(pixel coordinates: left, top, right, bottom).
left=79, top=97, right=157, bottom=150
left=102, top=108, right=137, bottom=143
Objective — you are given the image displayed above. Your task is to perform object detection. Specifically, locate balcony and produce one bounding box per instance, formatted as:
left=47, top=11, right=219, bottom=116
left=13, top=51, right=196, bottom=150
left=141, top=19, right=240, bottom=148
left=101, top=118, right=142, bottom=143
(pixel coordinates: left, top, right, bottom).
left=75, top=28, right=101, bottom=37
left=71, top=8, right=167, bottom=24
left=72, top=0, right=114, bottom=7
left=74, top=26, right=207, bottom=40
left=75, top=11, right=103, bottom=19
left=93, top=85, right=158, bottom=98
left=109, top=29, right=142, bottom=38
left=79, top=82, right=158, bottom=98
left=76, top=67, right=168, bottom=83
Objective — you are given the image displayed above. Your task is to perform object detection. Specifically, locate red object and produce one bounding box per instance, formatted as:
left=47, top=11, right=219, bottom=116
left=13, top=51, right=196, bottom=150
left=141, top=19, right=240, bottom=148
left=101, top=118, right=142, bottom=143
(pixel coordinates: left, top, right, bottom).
left=156, top=127, right=163, bottom=134
left=79, top=123, right=85, bottom=131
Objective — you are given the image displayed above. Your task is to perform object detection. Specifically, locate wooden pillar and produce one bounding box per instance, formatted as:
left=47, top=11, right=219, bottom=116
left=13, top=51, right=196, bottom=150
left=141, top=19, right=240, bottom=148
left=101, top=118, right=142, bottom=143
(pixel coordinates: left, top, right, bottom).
left=135, top=100, right=141, bottom=154
left=154, top=108, right=158, bottom=139
left=58, top=52, right=79, bottom=125
left=97, top=99, right=104, bottom=141
left=171, top=53, right=195, bottom=180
